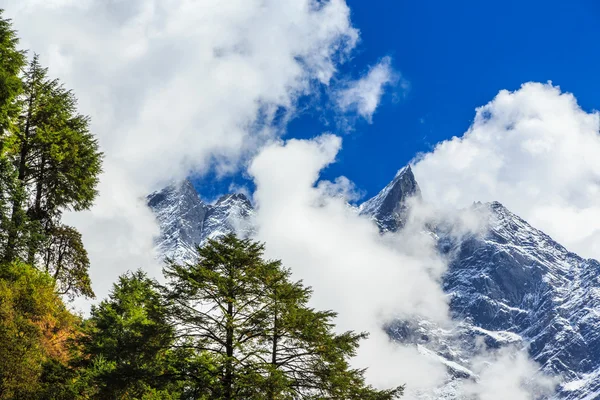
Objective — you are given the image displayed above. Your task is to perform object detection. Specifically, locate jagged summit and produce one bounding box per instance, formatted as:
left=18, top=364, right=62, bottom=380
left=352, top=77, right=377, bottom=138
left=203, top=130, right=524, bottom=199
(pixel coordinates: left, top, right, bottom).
left=147, top=180, right=253, bottom=262
left=147, top=169, right=600, bottom=399
left=214, top=192, right=252, bottom=208
left=358, top=164, right=421, bottom=232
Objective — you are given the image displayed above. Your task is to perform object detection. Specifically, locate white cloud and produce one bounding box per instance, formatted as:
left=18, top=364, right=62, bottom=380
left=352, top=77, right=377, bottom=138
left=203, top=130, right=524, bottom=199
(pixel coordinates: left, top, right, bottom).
left=413, top=82, right=600, bottom=260
left=248, top=134, right=555, bottom=397
left=462, top=346, right=558, bottom=400
left=2, top=0, right=358, bottom=305
left=248, top=134, right=450, bottom=394
left=335, top=56, right=398, bottom=122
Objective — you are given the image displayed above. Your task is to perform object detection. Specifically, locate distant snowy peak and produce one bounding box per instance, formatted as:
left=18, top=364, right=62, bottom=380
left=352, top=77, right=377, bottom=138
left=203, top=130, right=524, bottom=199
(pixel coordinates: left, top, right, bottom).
left=147, top=181, right=254, bottom=263
left=202, top=192, right=254, bottom=244
left=147, top=179, right=208, bottom=262
left=358, top=165, right=421, bottom=232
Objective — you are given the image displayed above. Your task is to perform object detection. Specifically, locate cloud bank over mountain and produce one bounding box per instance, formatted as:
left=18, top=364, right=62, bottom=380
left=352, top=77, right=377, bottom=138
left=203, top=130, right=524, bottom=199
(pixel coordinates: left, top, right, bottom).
left=3, top=0, right=361, bottom=300
left=413, top=82, right=600, bottom=261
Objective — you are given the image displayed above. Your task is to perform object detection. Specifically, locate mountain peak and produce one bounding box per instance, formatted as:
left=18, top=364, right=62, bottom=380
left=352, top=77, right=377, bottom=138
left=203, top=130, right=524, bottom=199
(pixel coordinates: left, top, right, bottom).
left=147, top=179, right=209, bottom=262
left=215, top=193, right=252, bottom=208
left=358, top=165, right=421, bottom=232
left=394, top=164, right=413, bottom=178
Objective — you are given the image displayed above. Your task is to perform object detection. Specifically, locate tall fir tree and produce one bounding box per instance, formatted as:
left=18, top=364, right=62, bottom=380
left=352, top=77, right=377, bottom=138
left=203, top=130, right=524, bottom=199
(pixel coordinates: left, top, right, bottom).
left=164, top=234, right=277, bottom=399
left=78, top=270, right=183, bottom=399
left=0, top=9, right=26, bottom=264
left=0, top=9, right=25, bottom=136
left=165, top=233, right=403, bottom=400
left=1, top=53, right=102, bottom=297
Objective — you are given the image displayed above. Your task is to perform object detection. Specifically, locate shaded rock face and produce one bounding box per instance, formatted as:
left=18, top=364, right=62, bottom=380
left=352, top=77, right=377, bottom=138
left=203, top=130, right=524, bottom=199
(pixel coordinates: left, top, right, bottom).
left=389, top=200, right=600, bottom=399
left=147, top=180, right=253, bottom=262
left=147, top=180, right=209, bottom=261
left=358, top=165, right=421, bottom=232
left=148, top=169, right=600, bottom=399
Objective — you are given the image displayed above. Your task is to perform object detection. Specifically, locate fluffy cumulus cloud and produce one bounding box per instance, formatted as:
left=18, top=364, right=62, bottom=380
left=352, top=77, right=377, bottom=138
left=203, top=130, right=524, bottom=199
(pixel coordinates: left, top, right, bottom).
left=2, top=0, right=358, bottom=304
left=335, top=56, right=398, bottom=122
left=413, top=82, right=600, bottom=260
left=248, top=134, right=450, bottom=393
left=248, top=134, right=555, bottom=398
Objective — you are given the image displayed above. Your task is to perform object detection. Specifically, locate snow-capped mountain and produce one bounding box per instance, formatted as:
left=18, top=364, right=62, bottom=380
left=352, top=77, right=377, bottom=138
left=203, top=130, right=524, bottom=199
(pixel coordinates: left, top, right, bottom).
left=358, top=165, right=421, bottom=232
left=147, top=180, right=253, bottom=262
left=147, top=169, right=600, bottom=399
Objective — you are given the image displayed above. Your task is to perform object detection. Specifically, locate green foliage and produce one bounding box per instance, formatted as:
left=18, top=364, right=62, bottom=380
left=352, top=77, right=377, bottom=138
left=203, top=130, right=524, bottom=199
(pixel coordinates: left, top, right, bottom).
left=0, top=262, right=78, bottom=399
left=0, top=49, right=101, bottom=298
left=4, top=55, right=102, bottom=282
left=0, top=9, right=26, bottom=136
left=78, top=270, right=184, bottom=399
left=41, top=224, right=94, bottom=299
left=165, top=233, right=404, bottom=399
left=164, top=234, right=279, bottom=399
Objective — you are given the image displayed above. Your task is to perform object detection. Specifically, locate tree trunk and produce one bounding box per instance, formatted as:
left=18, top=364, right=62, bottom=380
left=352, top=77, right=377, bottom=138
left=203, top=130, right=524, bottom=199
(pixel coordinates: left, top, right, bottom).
left=268, top=305, right=279, bottom=400
left=224, top=299, right=234, bottom=400
left=26, top=154, right=45, bottom=265
left=4, top=91, right=34, bottom=263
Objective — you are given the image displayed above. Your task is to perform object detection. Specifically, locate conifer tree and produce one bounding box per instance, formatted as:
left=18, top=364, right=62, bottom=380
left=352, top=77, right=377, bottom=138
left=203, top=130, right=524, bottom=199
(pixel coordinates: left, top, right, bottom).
left=41, top=224, right=94, bottom=299
left=0, top=10, right=26, bottom=263
left=165, top=233, right=403, bottom=399
left=0, top=53, right=102, bottom=299
left=79, top=270, right=183, bottom=399
left=165, top=234, right=277, bottom=399
left=0, top=9, right=25, bottom=136
left=4, top=54, right=102, bottom=264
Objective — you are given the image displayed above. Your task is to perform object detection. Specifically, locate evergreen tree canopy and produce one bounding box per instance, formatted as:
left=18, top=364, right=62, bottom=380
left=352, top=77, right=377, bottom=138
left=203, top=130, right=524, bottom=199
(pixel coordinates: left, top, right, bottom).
left=165, top=233, right=404, bottom=400
left=0, top=51, right=102, bottom=299
left=79, top=270, right=183, bottom=399
left=0, top=9, right=25, bottom=136
left=41, top=224, right=94, bottom=299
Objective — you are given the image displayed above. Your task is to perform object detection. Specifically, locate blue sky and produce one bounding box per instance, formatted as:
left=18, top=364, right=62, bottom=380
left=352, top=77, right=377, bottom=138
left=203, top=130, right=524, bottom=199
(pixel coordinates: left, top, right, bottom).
left=194, top=0, right=600, bottom=203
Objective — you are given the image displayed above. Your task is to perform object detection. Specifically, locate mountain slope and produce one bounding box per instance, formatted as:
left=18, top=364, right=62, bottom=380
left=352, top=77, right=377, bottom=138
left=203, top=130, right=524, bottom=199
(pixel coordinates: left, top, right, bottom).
left=147, top=180, right=254, bottom=262
left=358, top=165, right=421, bottom=232
left=147, top=170, right=600, bottom=399
left=147, top=180, right=209, bottom=262
left=438, top=201, right=600, bottom=399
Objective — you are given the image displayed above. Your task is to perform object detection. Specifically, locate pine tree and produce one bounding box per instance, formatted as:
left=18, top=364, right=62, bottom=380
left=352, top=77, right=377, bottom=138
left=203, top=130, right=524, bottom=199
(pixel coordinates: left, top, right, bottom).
left=4, top=54, right=102, bottom=263
left=165, top=233, right=404, bottom=399
left=0, top=10, right=26, bottom=264
left=1, top=53, right=102, bottom=299
left=0, top=9, right=25, bottom=136
left=164, top=234, right=277, bottom=399
left=78, top=270, right=183, bottom=399
left=41, top=224, right=94, bottom=299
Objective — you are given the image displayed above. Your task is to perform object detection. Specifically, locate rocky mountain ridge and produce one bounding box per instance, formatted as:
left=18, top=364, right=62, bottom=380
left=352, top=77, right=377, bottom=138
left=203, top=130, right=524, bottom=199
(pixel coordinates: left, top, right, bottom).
left=147, top=168, right=600, bottom=399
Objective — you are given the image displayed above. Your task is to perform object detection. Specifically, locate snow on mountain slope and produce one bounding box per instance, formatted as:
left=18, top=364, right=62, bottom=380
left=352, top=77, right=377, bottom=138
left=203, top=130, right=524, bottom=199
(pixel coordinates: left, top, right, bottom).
left=147, top=180, right=254, bottom=262
left=147, top=169, right=600, bottom=399
left=201, top=193, right=254, bottom=244
left=358, top=165, right=421, bottom=232
left=440, top=202, right=600, bottom=391
left=147, top=179, right=209, bottom=262
left=388, top=197, right=600, bottom=398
